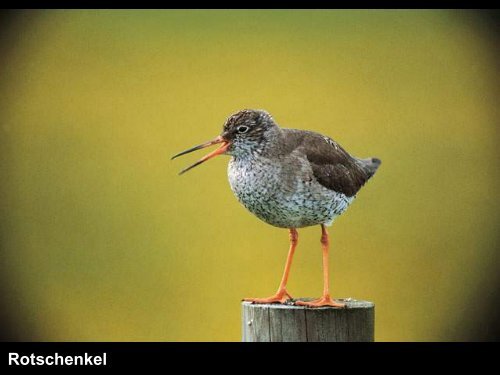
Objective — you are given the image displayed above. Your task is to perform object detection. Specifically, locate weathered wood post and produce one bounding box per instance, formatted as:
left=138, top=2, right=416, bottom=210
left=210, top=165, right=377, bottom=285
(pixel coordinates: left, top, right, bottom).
left=242, top=298, right=374, bottom=342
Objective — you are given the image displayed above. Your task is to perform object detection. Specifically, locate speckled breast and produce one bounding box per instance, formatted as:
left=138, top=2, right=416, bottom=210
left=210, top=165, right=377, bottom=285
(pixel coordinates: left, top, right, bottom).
left=227, top=156, right=354, bottom=228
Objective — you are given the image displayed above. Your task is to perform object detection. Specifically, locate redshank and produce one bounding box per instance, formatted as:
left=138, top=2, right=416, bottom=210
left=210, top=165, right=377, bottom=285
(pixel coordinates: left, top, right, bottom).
left=172, top=109, right=381, bottom=307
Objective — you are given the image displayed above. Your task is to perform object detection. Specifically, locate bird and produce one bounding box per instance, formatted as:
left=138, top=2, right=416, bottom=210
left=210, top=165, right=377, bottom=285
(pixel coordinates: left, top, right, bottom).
left=171, top=109, right=381, bottom=308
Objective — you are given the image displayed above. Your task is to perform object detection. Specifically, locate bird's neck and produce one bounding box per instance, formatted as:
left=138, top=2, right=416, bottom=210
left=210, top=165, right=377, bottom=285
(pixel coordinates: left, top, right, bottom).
left=231, top=127, right=283, bottom=161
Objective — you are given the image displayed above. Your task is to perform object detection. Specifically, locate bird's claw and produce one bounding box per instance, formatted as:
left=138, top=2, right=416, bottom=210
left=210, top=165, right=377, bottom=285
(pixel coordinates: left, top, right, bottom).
left=243, top=289, right=293, bottom=304
left=294, top=295, right=345, bottom=308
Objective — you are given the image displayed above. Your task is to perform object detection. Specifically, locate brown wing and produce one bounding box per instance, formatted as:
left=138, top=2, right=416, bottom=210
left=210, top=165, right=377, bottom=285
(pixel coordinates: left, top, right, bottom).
left=283, top=129, right=371, bottom=197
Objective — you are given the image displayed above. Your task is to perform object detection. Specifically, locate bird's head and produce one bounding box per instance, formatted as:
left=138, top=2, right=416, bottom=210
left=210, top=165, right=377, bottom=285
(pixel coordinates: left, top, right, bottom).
left=172, top=109, right=278, bottom=174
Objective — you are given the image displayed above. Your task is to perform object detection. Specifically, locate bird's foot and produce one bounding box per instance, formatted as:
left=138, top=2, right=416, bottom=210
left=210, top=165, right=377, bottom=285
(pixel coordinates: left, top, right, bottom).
left=243, top=289, right=292, bottom=304
left=294, top=295, right=345, bottom=308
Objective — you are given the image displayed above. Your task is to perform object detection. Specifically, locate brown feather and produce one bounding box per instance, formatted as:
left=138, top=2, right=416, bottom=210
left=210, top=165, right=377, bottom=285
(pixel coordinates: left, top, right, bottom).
left=279, top=129, right=378, bottom=197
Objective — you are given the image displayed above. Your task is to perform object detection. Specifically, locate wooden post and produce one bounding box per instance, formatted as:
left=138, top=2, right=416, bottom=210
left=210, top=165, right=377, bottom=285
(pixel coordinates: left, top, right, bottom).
left=242, top=298, right=374, bottom=342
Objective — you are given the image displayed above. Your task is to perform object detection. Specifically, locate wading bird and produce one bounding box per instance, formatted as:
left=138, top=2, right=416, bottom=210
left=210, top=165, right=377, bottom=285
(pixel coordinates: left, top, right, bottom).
left=172, top=110, right=380, bottom=307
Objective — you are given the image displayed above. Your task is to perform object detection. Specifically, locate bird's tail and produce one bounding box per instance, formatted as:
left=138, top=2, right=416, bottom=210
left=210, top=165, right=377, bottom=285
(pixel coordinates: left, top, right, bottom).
left=355, top=157, right=381, bottom=179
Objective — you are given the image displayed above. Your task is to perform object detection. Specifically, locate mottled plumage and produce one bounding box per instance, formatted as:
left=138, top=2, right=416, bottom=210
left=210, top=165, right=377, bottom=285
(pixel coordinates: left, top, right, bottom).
left=221, top=110, right=380, bottom=228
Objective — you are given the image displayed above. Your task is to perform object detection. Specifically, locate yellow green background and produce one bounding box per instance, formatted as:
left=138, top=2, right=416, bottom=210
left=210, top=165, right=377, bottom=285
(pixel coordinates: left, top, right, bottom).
left=1, top=10, right=498, bottom=341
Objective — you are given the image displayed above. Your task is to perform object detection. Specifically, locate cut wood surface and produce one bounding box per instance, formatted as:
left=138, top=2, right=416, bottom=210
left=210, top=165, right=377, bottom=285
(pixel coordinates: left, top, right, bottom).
left=242, top=298, right=374, bottom=342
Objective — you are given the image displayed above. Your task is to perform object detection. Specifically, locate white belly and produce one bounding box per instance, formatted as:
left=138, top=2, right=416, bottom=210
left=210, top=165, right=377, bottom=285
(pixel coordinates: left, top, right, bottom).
left=227, top=156, right=354, bottom=228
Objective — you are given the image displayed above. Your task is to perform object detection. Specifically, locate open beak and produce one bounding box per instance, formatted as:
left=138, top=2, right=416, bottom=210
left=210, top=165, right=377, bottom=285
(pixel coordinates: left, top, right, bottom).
left=171, top=135, right=230, bottom=175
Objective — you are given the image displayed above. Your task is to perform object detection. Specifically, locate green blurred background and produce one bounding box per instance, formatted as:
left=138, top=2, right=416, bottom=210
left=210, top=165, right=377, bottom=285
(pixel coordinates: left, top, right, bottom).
left=0, top=10, right=498, bottom=341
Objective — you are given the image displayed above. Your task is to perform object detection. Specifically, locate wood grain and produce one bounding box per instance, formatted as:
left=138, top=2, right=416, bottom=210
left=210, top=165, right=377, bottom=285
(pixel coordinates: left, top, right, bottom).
left=242, top=298, right=374, bottom=342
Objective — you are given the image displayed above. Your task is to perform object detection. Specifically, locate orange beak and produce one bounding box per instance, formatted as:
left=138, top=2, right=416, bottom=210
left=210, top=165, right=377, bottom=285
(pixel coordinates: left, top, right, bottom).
left=171, top=135, right=230, bottom=175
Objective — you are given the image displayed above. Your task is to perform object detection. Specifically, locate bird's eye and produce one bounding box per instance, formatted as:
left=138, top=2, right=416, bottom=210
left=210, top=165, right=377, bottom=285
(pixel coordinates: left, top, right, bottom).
left=237, top=125, right=249, bottom=134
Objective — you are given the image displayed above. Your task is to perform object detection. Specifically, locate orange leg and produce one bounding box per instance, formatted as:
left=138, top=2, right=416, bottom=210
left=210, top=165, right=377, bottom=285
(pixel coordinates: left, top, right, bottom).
left=295, top=225, right=345, bottom=308
left=244, top=228, right=298, bottom=304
